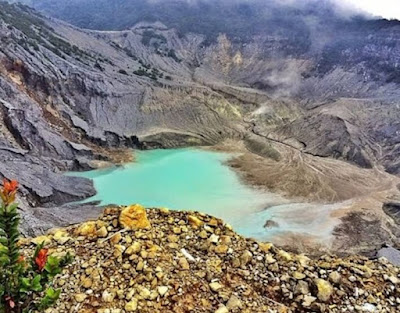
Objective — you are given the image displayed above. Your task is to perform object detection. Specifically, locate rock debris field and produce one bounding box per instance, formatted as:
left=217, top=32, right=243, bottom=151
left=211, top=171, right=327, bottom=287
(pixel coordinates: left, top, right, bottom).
left=20, top=205, right=400, bottom=312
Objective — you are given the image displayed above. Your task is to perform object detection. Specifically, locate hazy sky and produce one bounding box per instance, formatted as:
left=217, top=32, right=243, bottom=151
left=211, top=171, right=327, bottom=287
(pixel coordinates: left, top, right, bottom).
left=337, top=0, right=400, bottom=20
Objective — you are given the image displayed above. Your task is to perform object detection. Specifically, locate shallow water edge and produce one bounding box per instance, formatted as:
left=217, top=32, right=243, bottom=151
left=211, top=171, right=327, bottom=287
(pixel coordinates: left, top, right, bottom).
left=68, top=148, right=342, bottom=247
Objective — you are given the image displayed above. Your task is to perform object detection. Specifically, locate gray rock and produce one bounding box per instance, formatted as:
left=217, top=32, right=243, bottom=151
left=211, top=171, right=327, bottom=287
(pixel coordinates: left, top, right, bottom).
left=377, top=246, right=400, bottom=267
left=1, top=2, right=400, bottom=248
left=264, top=219, right=279, bottom=229
left=294, top=281, right=310, bottom=295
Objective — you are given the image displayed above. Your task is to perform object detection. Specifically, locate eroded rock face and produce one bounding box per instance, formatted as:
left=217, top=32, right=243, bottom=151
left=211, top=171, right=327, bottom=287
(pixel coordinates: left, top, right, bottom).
left=383, top=202, right=400, bottom=225
left=1, top=2, right=400, bottom=242
left=0, top=3, right=244, bottom=234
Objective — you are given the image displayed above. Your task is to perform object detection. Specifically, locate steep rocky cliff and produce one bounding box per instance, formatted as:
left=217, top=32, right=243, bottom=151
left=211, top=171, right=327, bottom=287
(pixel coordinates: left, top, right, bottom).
left=4, top=1, right=400, bottom=171
left=1, top=1, right=400, bottom=254
left=20, top=0, right=400, bottom=173
left=0, top=2, right=245, bottom=234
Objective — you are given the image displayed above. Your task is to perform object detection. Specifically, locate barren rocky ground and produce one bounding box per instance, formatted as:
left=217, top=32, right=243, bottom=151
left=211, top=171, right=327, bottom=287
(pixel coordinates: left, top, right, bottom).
left=21, top=205, right=400, bottom=312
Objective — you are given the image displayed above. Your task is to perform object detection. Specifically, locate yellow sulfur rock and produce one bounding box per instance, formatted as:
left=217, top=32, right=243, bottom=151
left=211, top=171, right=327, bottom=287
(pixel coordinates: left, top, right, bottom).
left=81, top=277, right=93, bottom=289
left=296, top=254, right=311, bottom=267
left=75, top=220, right=106, bottom=238
left=315, top=278, right=333, bottom=302
left=119, top=204, right=151, bottom=230
left=147, top=244, right=160, bottom=253
left=76, top=221, right=97, bottom=237
left=125, top=242, right=142, bottom=255
left=125, top=299, right=138, bottom=311
left=114, top=244, right=126, bottom=257
left=259, top=242, right=273, bottom=253
left=102, top=290, right=116, bottom=303
left=31, top=235, right=52, bottom=245
left=215, top=244, right=229, bottom=254
left=208, top=218, right=219, bottom=227
left=278, top=250, right=292, bottom=261
left=188, top=215, right=203, bottom=228
left=293, top=272, right=306, bottom=280
left=53, top=230, right=71, bottom=245
left=96, top=226, right=108, bottom=238
left=74, top=293, right=87, bottom=303
left=160, top=207, right=170, bottom=215
left=215, top=305, right=228, bottom=313
left=110, top=232, right=122, bottom=244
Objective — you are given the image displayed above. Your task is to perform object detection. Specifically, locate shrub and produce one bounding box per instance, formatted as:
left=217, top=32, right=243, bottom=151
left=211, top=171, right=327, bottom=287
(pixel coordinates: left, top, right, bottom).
left=0, top=179, right=71, bottom=312
left=167, top=49, right=181, bottom=63
left=141, top=30, right=166, bottom=47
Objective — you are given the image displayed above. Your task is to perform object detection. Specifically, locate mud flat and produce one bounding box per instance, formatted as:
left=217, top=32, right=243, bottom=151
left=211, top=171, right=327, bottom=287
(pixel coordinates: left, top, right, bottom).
left=211, top=140, right=400, bottom=255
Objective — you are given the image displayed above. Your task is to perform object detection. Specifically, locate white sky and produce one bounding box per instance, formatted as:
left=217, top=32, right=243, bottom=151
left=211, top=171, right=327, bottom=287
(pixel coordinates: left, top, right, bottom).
left=337, top=0, right=400, bottom=20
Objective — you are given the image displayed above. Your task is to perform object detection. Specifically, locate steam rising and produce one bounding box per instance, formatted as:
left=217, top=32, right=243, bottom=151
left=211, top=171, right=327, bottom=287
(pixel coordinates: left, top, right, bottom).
left=332, top=0, right=400, bottom=20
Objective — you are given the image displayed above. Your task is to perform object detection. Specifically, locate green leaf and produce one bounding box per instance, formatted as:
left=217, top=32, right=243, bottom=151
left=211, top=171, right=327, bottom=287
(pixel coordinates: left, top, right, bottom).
left=0, top=243, right=8, bottom=254
left=33, top=242, right=45, bottom=259
left=44, top=256, right=62, bottom=278
left=31, top=275, right=43, bottom=292
left=47, top=256, right=59, bottom=267
left=20, top=277, right=31, bottom=293
left=6, top=203, right=18, bottom=213
left=38, top=287, right=61, bottom=310
left=60, top=252, right=73, bottom=267
left=0, top=255, right=10, bottom=266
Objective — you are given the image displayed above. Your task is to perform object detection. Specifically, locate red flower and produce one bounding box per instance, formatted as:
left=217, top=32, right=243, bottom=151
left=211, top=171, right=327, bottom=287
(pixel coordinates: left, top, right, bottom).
left=0, top=179, right=18, bottom=205
left=35, top=248, right=48, bottom=272
left=3, top=179, right=18, bottom=194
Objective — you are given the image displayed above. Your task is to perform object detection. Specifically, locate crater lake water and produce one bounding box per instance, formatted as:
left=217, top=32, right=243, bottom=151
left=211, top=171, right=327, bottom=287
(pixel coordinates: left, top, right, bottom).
left=69, top=148, right=342, bottom=242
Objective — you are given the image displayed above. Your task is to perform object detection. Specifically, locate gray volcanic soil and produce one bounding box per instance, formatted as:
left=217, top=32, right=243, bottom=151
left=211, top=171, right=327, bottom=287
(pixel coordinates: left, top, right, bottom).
left=1, top=3, right=400, bottom=255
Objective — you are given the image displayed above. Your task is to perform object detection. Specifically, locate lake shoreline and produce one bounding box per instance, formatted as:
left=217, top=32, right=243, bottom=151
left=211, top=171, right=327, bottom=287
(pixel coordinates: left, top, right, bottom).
left=206, top=139, right=400, bottom=256
left=66, top=142, right=400, bottom=257
left=67, top=147, right=343, bottom=255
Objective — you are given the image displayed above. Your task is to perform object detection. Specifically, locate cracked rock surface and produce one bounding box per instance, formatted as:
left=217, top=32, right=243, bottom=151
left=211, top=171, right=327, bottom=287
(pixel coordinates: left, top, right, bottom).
left=1, top=2, right=400, bottom=254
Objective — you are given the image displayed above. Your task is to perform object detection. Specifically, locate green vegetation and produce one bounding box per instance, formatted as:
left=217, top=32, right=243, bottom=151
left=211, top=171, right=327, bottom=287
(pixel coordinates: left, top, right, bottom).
left=0, top=179, right=71, bottom=312
left=0, top=2, right=92, bottom=60
left=141, top=30, right=166, bottom=47
left=154, top=47, right=181, bottom=62
left=123, top=48, right=138, bottom=61
left=15, top=0, right=312, bottom=48
left=7, top=0, right=399, bottom=83
left=167, top=49, right=180, bottom=63
left=133, top=66, right=163, bottom=81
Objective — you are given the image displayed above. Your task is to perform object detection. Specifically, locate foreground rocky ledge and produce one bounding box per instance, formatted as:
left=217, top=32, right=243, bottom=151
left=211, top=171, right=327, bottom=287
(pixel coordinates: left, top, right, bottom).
left=20, top=205, right=400, bottom=313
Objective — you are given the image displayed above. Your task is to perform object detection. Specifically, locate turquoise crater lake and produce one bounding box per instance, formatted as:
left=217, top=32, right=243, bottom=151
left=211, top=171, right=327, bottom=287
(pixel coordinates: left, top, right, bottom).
left=69, top=148, right=341, bottom=242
